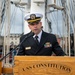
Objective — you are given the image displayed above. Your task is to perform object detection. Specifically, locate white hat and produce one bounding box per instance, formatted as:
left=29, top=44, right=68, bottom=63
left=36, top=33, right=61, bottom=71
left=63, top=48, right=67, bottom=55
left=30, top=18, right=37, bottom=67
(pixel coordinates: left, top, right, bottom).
left=24, top=12, right=43, bottom=23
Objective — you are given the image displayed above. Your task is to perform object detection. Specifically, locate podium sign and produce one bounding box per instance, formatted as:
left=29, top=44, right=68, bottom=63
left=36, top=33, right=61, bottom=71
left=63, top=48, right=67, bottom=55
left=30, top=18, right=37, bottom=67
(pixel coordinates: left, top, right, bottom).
left=14, top=56, right=75, bottom=75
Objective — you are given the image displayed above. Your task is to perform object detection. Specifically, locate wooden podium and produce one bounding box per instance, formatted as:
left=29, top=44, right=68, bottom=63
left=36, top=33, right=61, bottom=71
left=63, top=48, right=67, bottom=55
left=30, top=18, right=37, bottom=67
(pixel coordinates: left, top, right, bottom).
left=13, top=56, right=75, bottom=75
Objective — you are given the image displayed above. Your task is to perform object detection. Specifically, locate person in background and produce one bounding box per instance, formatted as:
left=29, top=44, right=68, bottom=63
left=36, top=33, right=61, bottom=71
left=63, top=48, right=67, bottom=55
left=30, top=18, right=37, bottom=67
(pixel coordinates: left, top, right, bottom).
left=17, top=12, right=66, bottom=56
left=9, top=45, right=17, bottom=63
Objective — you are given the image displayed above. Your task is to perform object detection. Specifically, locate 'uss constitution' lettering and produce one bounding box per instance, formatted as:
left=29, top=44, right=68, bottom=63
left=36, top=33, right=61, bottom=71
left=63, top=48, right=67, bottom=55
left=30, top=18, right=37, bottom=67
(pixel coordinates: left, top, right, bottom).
left=22, top=63, right=71, bottom=73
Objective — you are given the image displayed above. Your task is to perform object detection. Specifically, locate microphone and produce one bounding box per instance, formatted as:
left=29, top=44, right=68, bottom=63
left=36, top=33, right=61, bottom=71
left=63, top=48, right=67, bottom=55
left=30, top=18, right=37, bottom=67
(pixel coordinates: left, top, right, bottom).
left=0, top=32, right=34, bottom=61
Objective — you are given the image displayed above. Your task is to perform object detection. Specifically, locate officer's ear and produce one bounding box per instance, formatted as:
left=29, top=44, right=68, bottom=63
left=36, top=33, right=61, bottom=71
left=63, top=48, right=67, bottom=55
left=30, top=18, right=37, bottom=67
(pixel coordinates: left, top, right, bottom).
left=39, top=22, right=42, bottom=25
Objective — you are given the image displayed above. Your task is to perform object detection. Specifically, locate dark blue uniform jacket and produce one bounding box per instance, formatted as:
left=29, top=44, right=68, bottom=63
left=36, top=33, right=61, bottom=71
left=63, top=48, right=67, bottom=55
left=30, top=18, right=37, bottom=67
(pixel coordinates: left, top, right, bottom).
left=17, top=31, right=65, bottom=56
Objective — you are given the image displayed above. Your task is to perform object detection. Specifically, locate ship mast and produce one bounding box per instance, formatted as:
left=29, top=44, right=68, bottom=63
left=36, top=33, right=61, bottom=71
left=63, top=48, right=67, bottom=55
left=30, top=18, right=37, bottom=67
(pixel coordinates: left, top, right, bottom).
left=3, top=0, right=10, bottom=63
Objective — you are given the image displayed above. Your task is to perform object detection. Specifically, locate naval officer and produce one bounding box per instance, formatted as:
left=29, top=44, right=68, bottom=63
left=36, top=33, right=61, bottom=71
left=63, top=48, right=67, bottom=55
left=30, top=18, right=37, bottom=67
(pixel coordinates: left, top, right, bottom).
left=17, top=12, right=65, bottom=56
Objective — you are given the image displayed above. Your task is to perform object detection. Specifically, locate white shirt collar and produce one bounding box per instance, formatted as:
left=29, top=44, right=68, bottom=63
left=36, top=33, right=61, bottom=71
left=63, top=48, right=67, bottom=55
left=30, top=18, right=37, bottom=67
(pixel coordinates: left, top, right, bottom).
left=33, top=30, right=42, bottom=42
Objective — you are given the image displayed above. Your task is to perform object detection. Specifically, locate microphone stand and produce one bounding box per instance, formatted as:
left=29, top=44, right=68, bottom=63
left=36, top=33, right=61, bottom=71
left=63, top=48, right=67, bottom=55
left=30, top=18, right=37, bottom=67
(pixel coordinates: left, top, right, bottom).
left=0, top=32, right=34, bottom=61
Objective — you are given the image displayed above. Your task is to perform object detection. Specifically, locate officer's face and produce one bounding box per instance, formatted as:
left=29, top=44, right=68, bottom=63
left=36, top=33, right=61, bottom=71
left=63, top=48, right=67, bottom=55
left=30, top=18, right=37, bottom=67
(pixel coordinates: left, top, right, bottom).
left=28, top=21, right=42, bottom=35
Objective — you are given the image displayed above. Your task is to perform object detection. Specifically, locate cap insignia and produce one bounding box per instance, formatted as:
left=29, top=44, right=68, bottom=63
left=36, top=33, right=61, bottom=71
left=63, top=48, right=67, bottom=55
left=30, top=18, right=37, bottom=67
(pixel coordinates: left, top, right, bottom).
left=30, top=14, right=36, bottom=20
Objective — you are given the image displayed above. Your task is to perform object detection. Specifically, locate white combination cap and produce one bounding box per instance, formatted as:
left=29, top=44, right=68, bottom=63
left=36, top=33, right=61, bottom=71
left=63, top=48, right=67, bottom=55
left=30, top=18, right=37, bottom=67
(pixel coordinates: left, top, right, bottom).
left=24, top=12, right=43, bottom=23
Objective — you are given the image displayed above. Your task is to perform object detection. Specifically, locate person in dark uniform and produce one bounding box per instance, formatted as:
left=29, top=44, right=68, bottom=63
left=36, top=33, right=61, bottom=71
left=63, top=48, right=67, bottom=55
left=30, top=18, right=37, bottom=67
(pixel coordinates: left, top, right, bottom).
left=17, top=12, right=65, bottom=56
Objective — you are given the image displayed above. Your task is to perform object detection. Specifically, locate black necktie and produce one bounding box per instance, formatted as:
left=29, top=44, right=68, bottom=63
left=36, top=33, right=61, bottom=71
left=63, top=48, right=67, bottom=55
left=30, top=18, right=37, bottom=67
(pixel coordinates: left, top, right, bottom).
left=35, top=36, right=39, bottom=45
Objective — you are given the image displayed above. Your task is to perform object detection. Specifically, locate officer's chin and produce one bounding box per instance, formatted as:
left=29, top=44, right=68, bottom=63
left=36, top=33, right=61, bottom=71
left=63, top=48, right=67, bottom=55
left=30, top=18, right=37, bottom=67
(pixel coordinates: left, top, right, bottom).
left=33, top=30, right=40, bottom=35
